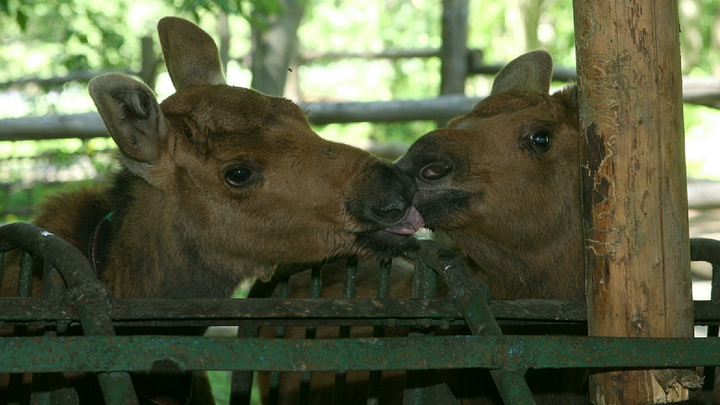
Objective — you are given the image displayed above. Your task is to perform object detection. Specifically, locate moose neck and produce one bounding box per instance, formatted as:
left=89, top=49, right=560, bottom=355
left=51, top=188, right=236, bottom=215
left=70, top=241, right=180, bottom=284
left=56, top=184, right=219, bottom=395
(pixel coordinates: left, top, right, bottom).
left=450, top=224, right=585, bottom=301
left=101, top=170, right=247, bottom=299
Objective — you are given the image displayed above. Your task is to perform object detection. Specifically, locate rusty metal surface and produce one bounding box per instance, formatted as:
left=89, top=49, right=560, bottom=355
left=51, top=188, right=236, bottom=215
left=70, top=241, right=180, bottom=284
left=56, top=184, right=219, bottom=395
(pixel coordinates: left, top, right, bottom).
left=6, top=296, right=720, bottom=327
left=407, top=240, right=536, bottom=403
left=2, top=334, right=720, bottom=373
left=4, top=223, right=720, bottom=404
left=1, top=223, right=139, bottom=405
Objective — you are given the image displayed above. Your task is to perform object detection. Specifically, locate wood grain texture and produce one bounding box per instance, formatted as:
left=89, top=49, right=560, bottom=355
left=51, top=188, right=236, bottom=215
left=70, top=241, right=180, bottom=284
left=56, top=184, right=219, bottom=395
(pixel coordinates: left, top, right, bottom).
left=573, top=1, right=697, bottom=403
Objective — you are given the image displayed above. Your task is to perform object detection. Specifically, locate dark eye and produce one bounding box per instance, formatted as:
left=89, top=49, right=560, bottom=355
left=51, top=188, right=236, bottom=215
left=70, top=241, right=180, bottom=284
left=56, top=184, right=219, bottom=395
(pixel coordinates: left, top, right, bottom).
left=420, top=161, right=453, bottom=181
left=225, top=166, right=253, bottom=187
left=529, top=129, right=551, bottom=148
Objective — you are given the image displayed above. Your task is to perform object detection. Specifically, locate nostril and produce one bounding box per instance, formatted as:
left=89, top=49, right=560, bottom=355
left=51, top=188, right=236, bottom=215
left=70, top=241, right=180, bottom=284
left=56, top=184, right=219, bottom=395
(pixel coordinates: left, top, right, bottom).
left=420, top=161, right=453, bottom=181
left=371, top=207, right=405, bottom=223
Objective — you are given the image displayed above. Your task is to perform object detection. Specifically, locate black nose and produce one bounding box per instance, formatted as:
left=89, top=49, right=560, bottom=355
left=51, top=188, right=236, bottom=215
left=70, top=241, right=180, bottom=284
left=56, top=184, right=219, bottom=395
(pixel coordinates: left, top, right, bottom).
left=349, top=161, right=416, bottom=228
left=370, top=207, right=406, bottom=223
left=366, top=163, right=416, bottom=225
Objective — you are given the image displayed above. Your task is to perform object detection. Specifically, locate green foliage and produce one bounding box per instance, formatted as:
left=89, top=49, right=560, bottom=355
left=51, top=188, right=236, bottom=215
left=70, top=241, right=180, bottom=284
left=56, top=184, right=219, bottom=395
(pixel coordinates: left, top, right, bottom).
left=173, top=0, right=281, bottom=25
left=0, top=0, right=134, bottom=75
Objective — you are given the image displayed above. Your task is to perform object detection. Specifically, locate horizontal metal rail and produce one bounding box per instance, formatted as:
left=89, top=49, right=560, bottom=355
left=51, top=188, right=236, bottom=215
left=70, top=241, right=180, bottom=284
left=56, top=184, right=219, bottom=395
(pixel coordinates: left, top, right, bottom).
left=5, top=297, right=720, bottom=326
left=2, top=335, right=720, bottom=373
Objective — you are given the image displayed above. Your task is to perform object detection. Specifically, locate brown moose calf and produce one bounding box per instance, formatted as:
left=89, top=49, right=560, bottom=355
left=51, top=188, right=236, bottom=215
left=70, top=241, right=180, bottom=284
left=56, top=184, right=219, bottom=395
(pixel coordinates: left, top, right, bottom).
left=0, top=17, right=423, bottom=405
left=259, top=51, right=587, bottom=405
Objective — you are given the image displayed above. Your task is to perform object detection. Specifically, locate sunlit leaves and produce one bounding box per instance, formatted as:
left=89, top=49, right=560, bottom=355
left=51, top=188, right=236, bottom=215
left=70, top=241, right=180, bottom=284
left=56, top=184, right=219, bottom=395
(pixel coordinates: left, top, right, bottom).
left=172, top=0, right=281, bottom=26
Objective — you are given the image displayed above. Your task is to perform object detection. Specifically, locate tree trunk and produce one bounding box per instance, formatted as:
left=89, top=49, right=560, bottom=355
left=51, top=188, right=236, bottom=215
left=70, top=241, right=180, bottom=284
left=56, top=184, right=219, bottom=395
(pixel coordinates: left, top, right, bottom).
left=573, top=1, right=700, bottom=404
left=217, top=12, right=231, bottom=76
left=250, top=0, right=306, bottom=97
left=437, top=0, right=468, bottom=127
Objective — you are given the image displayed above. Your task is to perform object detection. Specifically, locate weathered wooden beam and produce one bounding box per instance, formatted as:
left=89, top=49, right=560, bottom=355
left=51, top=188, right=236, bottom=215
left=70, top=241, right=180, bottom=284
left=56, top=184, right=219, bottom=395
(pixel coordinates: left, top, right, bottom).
left=3, top=80, right=720, bottom=142
left=0, top=96, right=485, bottom=141
left=574, top=1, right=699, bottom=404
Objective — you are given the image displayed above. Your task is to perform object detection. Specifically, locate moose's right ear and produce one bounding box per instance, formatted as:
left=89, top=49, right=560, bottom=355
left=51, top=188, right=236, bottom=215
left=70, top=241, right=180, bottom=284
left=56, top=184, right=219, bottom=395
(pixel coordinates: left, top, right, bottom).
left=157, top=17, right=226, bottom=90
left=491, top=50, right=553, bottom=95
left=89, top=74, right=168, bottom=176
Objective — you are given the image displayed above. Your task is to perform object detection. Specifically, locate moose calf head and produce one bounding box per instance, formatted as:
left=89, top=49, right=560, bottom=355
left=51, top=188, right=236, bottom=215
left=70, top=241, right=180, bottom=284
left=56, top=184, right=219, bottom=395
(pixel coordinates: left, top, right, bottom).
left=396, top=51, right=584, bottom=300
left=53, top=17, right=423, bottom=299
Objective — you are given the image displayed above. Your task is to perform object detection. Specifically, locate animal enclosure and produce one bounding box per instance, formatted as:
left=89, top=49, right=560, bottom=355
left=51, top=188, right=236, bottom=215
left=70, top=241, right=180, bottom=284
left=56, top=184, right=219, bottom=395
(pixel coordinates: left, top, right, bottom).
left=3, top=224, right=720, bottom=405
left=2, top=2, right=720, bottom=405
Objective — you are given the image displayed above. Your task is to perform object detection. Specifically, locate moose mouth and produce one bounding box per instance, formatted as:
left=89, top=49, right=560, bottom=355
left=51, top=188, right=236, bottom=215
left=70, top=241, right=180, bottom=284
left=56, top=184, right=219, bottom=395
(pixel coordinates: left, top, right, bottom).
left=356, top=206, right=425, bottom=259
left=382, top=206, right=425, bottom=235
left=411, top=189, right=473, bottom=230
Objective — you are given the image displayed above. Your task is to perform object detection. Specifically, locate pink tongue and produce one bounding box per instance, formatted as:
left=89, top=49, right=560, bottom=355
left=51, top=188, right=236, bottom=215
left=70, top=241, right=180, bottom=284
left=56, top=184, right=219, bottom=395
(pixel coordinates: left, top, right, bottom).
left=383, top=206, right=425, bottom=235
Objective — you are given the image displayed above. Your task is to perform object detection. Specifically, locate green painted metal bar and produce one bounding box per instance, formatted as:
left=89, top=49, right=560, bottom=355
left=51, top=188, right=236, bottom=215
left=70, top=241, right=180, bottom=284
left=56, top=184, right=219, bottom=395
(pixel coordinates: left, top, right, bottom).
left=692, top=238, right=720, bottom=397
left=407, top=240, right=536, bottom=404
left=403, top=261, right=456, bottom=405
left=267, top=279, right=290, bottom=405
left=367, top=259, right=393, bottom=405
left=3, top=335, right=720, bottom=373
left=18, top=251, right=33, bottom=297
left=0, top=223, right=139, bottom=405
left=333, top=257, right=358, bottom=405
left=28, top=261, right=75, bottom=404
left=299, top=264, right=323, bottom=405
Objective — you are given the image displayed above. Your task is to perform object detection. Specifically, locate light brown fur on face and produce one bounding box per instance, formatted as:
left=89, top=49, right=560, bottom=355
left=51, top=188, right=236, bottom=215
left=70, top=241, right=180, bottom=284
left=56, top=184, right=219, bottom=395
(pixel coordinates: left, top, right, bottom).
left=257, top=51, right=587, bottom=405
left=0, top=16, right=421, bottom=405
left=396, top=53, right=584, bottom=301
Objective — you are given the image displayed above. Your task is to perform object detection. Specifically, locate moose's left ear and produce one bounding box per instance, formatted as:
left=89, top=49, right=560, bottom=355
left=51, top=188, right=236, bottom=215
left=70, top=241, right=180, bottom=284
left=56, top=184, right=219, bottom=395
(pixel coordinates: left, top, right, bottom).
left=157, top=17, right=226, bottom=90
left=89, top=74, right=168, bottom=177
left=491, top=50, right=553, bottom=96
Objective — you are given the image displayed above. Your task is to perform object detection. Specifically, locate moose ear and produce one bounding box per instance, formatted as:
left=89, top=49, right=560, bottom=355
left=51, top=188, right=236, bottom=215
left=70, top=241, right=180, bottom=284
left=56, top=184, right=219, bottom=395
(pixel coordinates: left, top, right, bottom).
left=89, top=74, right=168, bottom=176
left=491, top=50, right=553, bottom=95
left=157, top=17, right=226, bottom=90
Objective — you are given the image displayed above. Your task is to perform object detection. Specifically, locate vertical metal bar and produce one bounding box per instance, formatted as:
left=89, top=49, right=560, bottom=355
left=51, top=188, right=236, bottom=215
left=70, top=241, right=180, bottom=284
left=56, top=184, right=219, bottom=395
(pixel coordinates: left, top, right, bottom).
left=9, top=252, right=34, bottom=403
left=30, top=261, right=78, bottom=405
left=17, top=251, right=33, bottom=297
left=689, top=239, right=720, bottom=399
left=42, top=261, right=66, bottom=302
left=707, top=261, right=720, bottom=398
left=231, top=277, right=284, bottom=405
left=0, top=251, right=5, bottom=334
left=333, top=257, right=358, bottom=405
left=404, top=262, right=452, bottom=405
left=407, top=241, right=536, bottom=405
left=298, top=264, right=323, bottom=405
left=230, top=327, right=259, bottom=405
left=366, top=259, right=392, bottom=405
left=267, top=279, right=291, bottom=405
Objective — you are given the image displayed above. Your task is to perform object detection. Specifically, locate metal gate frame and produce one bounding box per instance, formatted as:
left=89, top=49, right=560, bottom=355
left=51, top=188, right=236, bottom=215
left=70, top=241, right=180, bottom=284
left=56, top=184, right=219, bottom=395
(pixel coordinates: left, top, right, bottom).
left=2, top=222, right=720, bottom=404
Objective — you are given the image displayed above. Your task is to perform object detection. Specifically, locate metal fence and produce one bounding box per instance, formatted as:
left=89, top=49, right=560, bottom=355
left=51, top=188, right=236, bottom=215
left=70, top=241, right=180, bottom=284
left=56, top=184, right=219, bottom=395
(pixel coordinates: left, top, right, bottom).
left=2, top=222, right=720, bottom=404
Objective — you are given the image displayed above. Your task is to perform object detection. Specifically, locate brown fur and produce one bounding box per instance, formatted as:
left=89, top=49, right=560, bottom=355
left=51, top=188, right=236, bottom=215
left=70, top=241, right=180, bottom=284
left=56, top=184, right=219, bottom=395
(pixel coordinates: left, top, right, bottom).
left=0, top=17, right=420, bottom=405
left=258, top=51, right=588, bottom=404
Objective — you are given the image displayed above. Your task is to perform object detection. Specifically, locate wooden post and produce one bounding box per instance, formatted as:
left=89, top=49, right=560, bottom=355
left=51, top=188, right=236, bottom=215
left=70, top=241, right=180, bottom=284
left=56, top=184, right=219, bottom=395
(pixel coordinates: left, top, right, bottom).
left=139, top=36, right=157, bottom=91
left=437, top=0, right=468, bottom=127
left=573, top=1, right=701, bottom=404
